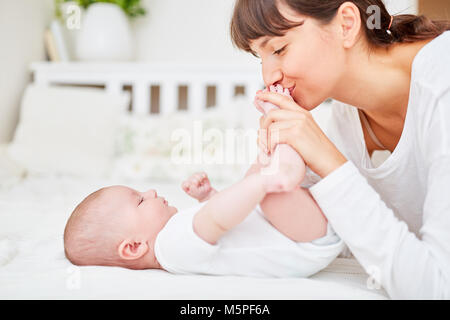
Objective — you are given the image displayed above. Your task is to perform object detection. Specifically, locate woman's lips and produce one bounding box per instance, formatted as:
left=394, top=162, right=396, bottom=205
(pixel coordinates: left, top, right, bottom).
left=288, top=85, right=296, bottom=96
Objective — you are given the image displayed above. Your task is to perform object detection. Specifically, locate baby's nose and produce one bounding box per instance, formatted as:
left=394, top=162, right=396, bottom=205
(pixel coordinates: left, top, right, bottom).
left=144, top=189, right=157, bottom=198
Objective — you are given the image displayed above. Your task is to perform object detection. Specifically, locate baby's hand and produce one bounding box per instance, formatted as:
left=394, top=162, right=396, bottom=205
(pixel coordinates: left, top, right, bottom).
left=181, top=172, right=214, bottom=202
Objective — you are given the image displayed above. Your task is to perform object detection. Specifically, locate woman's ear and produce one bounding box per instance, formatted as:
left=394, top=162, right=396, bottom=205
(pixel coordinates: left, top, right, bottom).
left=117, top=239, right=149, bottom=260
left=337, top=2, right=361, bottom=48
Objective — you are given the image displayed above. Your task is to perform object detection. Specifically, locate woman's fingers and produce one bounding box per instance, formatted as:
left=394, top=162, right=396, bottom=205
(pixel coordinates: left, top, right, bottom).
left=266, top=120, right=299, bottom=154
left=259, top=115, right=265, bottom=127
left=259, top=111, right=304, bottom=153
left=258, top=115, right=268, bottom=152
left=254, top=97, right=265, bottom=114
left=258, top=127, right=268, bottom=153
left=260, top=109, right=309, bottom=130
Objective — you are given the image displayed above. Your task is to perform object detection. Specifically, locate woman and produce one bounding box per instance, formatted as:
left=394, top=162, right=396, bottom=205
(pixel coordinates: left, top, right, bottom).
left=230, top=0, right=450, bottom=299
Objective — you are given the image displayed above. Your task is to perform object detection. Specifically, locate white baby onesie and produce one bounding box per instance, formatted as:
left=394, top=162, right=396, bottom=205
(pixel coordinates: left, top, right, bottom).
left=154, top=202, right=344, bottom=278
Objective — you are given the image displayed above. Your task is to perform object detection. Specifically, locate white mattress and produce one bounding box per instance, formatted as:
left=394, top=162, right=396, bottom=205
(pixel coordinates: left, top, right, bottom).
left=0, top=175, right=389, bottom=299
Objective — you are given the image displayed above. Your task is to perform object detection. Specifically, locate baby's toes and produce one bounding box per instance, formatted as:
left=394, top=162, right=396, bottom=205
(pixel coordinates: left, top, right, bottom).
left=275, top=84, right=284, bottom=93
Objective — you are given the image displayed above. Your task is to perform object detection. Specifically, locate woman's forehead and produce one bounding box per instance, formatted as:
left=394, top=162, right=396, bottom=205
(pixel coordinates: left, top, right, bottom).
left=251, top=36, right=273, bottom=52
left=249, top=23, right=302, bottom=53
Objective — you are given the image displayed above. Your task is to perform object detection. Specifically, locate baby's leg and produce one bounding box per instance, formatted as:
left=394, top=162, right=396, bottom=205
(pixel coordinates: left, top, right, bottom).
left=255, top=85, right=306, bottom=192
left=245, top=162, right=327, bottom=242
left=260, top=187, right=328, bottom=242
left=251, top=85, right=326, bottom=241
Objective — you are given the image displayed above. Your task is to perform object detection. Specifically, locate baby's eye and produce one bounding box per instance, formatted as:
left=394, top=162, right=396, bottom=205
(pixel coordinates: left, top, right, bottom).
left=138, top=198, right=144, bottom=206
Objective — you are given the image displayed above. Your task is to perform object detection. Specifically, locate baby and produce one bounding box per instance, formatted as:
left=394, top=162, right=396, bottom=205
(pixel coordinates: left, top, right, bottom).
left=63, top=86, right=344, bottom=277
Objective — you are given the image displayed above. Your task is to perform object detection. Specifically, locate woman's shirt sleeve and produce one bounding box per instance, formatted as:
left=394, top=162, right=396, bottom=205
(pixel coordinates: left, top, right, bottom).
left=309, top=159, right=450, bottom=299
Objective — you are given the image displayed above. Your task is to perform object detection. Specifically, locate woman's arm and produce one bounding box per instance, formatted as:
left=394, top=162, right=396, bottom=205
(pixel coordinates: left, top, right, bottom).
left=309, top=158, right=450, bottom=299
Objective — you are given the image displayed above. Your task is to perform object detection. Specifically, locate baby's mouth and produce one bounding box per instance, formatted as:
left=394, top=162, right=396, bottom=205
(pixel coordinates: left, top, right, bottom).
left=158, top=196, right=168, bottom=206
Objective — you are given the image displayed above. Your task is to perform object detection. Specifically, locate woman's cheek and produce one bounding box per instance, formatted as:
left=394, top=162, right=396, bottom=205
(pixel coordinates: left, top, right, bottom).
left=282, top=47, right=327, bottom=108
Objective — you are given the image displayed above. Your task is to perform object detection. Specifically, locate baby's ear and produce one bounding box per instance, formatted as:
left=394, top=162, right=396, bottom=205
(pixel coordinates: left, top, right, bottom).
left=118, top=239, right=149, bottom=260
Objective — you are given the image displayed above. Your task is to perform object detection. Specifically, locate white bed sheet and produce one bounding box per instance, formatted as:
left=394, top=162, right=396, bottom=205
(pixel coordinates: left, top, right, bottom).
left=0, top=175, right=388, bottom=299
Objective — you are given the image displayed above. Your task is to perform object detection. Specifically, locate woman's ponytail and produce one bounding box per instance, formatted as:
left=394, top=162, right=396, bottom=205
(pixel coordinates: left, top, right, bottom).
left=387, top=14, right=450, bottom=44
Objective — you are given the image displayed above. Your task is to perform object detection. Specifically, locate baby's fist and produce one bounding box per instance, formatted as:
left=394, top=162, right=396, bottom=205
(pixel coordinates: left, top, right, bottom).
left=181, top=172, right=213, bottom=202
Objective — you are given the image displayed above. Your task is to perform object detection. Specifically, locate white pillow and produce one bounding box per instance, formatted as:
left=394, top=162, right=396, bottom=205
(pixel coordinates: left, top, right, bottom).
left=7, top=84, right=129, bottom=177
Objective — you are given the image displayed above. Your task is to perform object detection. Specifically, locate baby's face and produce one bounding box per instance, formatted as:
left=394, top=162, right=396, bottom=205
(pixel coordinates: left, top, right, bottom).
left=102, top=186, right=178, bottom=238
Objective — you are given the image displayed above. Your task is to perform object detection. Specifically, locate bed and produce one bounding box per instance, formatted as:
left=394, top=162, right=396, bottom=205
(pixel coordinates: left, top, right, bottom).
left=0, top=62, right=388, bottom=299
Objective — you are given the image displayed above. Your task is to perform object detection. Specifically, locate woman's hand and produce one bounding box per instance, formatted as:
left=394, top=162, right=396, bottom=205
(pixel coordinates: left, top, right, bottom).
left=256, top=89, right=347, bottom=178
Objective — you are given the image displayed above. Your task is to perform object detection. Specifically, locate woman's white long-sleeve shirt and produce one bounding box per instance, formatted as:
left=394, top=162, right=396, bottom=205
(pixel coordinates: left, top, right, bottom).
left=308, top=31, right=450, bottom=299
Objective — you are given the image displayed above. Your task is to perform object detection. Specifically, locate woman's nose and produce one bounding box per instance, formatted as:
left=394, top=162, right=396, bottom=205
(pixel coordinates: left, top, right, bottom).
left=262, top=61, right=283, bottom=88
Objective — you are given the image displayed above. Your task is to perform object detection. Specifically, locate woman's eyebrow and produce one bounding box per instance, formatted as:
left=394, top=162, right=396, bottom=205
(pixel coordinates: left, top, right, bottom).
left=260, top=37, right=272, bottom=50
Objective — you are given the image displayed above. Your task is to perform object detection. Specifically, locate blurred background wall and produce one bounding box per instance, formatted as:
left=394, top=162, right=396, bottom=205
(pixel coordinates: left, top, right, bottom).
left=419, top=0, right=450, bottom=20
left=133, top=0, right=254, bottom=66
left=1, top=0, right=449, bottom=144
left=0, top=0, right=53, bottom=143
left=132, top=0, right=420, bottom=65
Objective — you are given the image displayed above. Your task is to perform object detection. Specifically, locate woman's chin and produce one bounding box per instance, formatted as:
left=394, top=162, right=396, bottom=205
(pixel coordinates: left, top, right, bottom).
left=293, top=94, right=321, bottom=111
left=293, top=95, right=309, bottom=110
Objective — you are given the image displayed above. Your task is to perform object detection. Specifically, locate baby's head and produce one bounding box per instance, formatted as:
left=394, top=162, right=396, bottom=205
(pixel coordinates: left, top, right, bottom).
left=64, top=186, right=178, bottom=270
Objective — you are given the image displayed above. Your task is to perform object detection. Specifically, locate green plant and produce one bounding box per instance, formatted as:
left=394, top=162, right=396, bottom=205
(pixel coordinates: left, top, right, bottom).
left=55, top=0, right=147, bottom=19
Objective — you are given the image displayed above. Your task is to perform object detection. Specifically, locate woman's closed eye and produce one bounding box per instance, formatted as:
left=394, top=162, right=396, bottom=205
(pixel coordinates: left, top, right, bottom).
left=273, top=45, right=287, bottom=55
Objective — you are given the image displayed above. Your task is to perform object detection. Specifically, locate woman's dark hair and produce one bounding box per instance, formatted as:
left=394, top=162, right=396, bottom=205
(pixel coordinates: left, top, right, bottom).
left=230, top=0, right=450, bottom=55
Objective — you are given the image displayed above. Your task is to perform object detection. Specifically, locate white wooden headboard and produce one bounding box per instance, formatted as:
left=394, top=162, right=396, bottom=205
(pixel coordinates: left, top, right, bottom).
left=30, top=62, right=264, bottom=115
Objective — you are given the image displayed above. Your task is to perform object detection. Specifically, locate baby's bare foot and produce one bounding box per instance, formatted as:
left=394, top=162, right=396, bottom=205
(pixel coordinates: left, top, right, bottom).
left=262, top=163, right=306, bottom=193
left=260, top=147, right=306, bottom=193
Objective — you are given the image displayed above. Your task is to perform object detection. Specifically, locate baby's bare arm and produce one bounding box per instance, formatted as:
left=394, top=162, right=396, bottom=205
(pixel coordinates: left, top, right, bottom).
left=193, top=173, right=268, bottom=245
left=245, top=161, right=328, bottom=242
